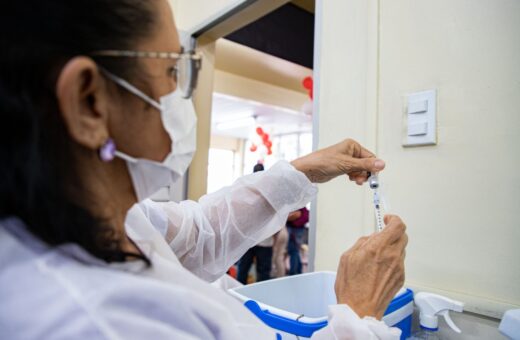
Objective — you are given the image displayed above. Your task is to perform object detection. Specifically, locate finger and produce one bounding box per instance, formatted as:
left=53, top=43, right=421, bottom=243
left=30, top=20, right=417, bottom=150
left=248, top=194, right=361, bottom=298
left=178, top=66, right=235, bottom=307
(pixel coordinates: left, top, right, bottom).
left=375, top=215, right=406, bottom=245
left=353, top=171, right=369, bottom=184
left=357, top=145, right=377, bottom=159
left=346, top=175, right=367, bottom=185
left=349, top=174, right=365, bottom=185
left=350, top=171, right=368, bottom=179
left=400, top=233, right=409, bottom=249
left=348, top=140, right=376, bottom=159
left=384, top=215, right=405, bottom=231
left=347, top=171, right=369, bottom=185
left=344, top=157, right=386, bottom=174
left=349, top=170, right=364, bottom=179
left=347, top=175, right=361, bottom=185
left=391, top=232, right=408, bottom=252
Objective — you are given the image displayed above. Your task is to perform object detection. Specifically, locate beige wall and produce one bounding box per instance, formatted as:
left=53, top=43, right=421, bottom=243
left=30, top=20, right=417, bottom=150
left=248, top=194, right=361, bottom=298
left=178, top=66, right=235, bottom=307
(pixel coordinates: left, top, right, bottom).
left=215, top=39, right=311, bottom=95
left=378, top=0, right=520, bottom=317
left=313, top=0, right=379, bottom=274
left=214, top=70, right=309, bottom=112
left=314, top=0, right=520, bottom=318
left=170, top=0, right=244, bottom=30
left=188, top=39, right=216, bottom=201
left=210, top=135, right=241, bottom=151
left=210, top=135, right=246, bottom=178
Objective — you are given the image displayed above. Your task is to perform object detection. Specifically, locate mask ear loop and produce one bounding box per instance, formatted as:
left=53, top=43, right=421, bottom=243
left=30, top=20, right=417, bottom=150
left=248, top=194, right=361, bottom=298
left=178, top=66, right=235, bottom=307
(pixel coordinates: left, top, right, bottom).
left=98, top=67, right=163, bottom=111
left=97, top=68, right=164, bottom=164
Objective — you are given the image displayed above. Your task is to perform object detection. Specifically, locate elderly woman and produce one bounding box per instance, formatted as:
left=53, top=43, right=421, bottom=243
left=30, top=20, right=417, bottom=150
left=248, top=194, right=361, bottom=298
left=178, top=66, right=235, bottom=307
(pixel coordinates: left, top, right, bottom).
left=0, top=0, right=407, bottom=339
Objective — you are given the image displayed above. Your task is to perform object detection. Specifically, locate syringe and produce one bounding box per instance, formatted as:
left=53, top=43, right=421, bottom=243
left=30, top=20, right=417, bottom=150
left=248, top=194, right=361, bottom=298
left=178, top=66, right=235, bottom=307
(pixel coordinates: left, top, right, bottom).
left=368, top=173, right=384, bottom=232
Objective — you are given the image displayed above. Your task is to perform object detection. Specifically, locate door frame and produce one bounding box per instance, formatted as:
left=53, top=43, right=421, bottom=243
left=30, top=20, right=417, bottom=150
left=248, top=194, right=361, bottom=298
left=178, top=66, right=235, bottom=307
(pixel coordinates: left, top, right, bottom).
left=181, top=0, right=321, bottom=272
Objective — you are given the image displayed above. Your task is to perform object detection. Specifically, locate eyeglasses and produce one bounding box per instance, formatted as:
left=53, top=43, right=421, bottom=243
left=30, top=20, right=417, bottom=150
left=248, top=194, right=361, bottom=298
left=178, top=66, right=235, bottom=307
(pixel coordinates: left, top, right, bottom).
left=91, top=50, right=202, bottom=99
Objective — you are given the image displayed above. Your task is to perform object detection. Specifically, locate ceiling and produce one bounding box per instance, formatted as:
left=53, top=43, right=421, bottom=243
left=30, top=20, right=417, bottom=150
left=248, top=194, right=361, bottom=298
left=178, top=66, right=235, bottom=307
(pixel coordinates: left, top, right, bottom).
left=211, top=93, right=312, bottom=139
left=225, top=2, right=315, bottom=69
left=291, top=0, right=315, bottom=14
left=215, top=39, right=311, bottom=94
left=211, top=1, right=315, bottom=141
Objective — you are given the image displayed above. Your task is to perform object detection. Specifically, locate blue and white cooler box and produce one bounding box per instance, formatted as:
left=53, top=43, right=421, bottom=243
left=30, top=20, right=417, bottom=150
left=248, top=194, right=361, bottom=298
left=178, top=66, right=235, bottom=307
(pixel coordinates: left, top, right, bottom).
left=228, top=271, right=413, bottom=340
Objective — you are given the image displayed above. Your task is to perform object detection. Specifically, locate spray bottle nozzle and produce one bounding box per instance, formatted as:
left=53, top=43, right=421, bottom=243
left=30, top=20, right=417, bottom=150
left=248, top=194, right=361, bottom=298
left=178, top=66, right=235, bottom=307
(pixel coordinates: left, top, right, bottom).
left=415, top=292, right=464, bottom=333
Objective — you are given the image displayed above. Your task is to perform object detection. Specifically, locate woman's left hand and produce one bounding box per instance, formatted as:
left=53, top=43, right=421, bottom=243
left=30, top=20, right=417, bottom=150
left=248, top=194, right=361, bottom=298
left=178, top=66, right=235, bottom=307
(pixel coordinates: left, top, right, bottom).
left=290, top=139, right=385, bottom=184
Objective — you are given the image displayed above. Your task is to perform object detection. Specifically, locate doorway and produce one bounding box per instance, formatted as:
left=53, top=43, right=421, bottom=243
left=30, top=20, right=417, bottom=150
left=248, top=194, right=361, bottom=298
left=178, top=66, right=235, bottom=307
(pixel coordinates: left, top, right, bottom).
left=182, top=0, right=318, bottom=280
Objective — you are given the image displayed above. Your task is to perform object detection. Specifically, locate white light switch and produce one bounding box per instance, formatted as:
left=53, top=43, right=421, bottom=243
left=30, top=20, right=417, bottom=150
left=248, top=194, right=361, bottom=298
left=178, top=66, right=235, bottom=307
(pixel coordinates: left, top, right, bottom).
left=408, top=100, right=428, bottom=114
left=403, top=90, right=437, bottom=146
left=408, top=122, right=428, bottom=136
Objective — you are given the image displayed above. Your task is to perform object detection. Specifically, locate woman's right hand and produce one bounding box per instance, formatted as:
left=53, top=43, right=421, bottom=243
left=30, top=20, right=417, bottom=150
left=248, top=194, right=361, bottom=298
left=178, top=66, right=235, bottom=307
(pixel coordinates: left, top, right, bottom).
left=334, top=215, right=408, bottom=320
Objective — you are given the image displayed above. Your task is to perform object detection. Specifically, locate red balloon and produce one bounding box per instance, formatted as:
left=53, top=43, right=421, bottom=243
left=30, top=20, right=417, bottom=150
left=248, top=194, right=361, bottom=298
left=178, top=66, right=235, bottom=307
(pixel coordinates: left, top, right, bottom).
left=264, top=140, right=272, bottom=148
left=262, top=134, right=269, bottom=142
left=250, top=144, right=257, bottom=152
left=302, top=76, right=314, bottom=99
left=267, top=149, right=273, bottom=156
left=256, top=127, right=264, bottom=135
left=302, top=76, right=313, bottom=89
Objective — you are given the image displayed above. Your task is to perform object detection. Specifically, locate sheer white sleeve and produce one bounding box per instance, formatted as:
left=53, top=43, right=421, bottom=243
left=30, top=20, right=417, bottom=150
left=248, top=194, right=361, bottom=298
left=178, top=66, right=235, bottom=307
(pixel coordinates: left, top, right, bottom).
left=139, top=161, right=317, bottom=282
left=311, top=305, right=402, bottom=339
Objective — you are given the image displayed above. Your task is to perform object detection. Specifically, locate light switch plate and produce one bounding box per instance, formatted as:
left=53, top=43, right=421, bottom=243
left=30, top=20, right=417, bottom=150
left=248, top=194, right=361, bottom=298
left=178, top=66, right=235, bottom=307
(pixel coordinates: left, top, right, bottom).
left=403, top=90, right=437, bottom=146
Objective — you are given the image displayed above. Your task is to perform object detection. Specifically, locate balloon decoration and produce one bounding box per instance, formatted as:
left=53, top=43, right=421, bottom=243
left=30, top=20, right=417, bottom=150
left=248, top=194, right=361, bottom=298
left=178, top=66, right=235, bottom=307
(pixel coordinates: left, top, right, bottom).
left=302, top=76, right=313, bottom=100
left=249, top=125, right=273, bottom=157
left=301, top=76, right=314, bottom=116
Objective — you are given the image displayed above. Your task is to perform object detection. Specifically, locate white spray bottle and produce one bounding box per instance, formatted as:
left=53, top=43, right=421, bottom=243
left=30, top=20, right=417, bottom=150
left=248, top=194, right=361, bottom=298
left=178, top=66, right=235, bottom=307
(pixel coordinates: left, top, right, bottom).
left=409, top=292, right=464, bottom=340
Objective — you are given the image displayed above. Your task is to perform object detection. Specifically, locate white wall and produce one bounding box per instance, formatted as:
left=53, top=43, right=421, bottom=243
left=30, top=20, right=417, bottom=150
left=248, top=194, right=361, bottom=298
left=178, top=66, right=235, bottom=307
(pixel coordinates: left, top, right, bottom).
left=314, top=0, right=520, bottom=318
left=378, top=0, right=520, bottom=317
left=313, top=0, right=379, bottom=274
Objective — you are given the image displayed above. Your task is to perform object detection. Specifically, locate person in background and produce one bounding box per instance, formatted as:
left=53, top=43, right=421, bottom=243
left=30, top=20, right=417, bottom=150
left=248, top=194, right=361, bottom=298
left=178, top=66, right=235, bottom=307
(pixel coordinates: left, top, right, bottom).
left=287, top=206, right=309, bottom=275
left=271, top=210, right=300, bottom=278
left=236, top=163, right=274, bottom=284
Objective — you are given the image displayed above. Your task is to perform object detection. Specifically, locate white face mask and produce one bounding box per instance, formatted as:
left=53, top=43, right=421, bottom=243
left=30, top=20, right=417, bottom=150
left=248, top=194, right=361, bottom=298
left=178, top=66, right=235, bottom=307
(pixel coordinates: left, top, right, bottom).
left=103, top=71, right=197, bottom=202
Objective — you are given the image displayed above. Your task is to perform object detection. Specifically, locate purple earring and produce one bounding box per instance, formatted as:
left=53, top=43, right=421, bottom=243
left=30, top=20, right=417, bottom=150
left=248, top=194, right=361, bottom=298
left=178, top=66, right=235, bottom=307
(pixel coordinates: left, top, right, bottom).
left=99, top=138, right=116, bottom=162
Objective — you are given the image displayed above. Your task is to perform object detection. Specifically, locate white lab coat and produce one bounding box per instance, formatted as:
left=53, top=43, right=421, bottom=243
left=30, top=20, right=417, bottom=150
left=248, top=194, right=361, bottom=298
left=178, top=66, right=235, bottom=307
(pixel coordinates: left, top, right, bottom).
left=0, top=161, right=401, bottom=339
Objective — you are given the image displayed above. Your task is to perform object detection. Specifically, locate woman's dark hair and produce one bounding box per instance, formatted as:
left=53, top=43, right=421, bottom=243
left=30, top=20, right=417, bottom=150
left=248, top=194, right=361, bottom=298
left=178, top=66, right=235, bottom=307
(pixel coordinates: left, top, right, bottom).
left=253, top=163, right=265, bottom=173
left=0, top=1, right=157, bottom=263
